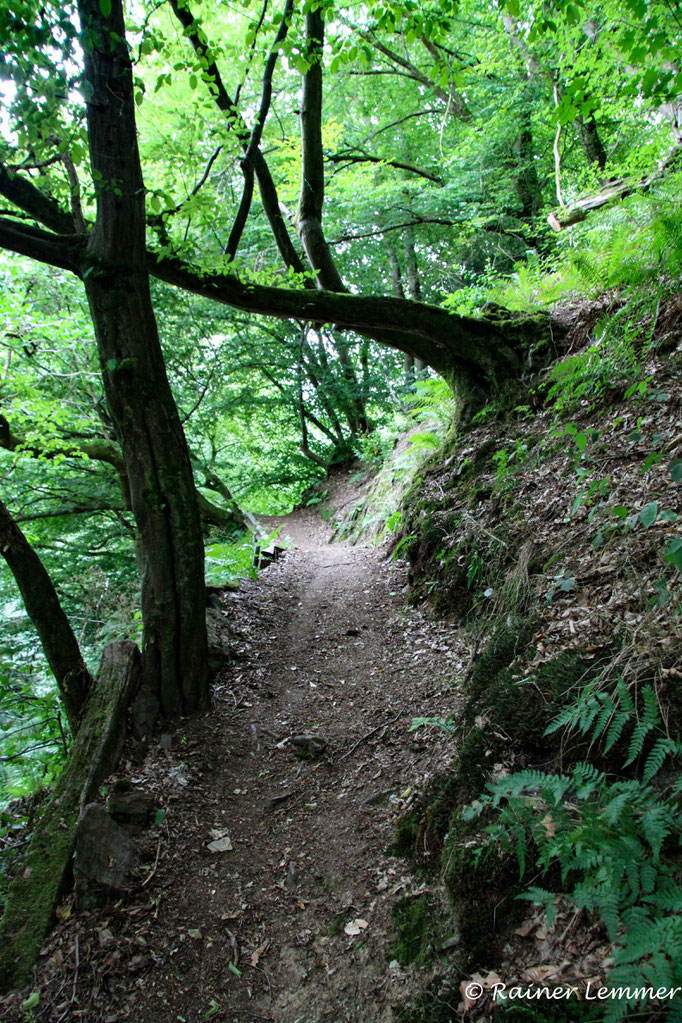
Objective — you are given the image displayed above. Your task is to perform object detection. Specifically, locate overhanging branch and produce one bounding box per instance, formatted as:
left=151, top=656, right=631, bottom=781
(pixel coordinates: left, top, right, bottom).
left=0, top=217, right=85, bottom=273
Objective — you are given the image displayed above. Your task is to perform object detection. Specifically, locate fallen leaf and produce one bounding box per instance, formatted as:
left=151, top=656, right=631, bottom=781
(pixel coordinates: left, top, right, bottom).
left=250, top=940, right=270, bottom=967
left=514, top=919, right=537, bottom=938
left=207, top=837, right=233, bottom=853
left=188, top=928, right=202, bottom=940
left=344, top=918, right=369, bottom=936
left=523, top=964, right=561, bottom=983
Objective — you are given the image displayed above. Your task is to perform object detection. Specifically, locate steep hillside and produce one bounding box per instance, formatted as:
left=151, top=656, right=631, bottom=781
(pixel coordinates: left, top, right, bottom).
left=384, top=296, right=682, bottom=1022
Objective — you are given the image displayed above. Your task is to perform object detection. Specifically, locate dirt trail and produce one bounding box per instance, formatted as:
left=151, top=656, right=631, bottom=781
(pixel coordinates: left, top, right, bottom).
left=6, top=503, right=465, bottom=1023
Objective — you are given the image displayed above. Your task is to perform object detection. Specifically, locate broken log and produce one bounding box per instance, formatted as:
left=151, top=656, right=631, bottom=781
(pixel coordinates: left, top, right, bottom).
left=548, top=144, right=682, bottom=231
left=0, top=640, right=141, bottom=993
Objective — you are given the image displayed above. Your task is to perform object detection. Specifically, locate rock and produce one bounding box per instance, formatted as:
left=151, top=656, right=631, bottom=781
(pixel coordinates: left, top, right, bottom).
left=289, top=734, right=327, bottom=761
left=74, top=803, right=138, bottom=910
left=106, top=789, right=155, bottom=830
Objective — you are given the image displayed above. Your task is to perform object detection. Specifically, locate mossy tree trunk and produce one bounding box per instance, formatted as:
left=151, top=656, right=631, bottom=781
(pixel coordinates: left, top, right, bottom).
left=0, top=641, right=141, bottom=993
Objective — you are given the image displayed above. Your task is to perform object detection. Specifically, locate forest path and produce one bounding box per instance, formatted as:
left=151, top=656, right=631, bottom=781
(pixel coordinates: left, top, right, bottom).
left=9, top=500, right=463, bottom=1023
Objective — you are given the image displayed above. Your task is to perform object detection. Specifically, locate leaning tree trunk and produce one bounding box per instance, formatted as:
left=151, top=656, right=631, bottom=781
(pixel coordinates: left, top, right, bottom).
left=77, top=0, right=208, bottom=715
left=0, top=641, right=141, bottom=993
left=0, top=497, right=93, bottom=732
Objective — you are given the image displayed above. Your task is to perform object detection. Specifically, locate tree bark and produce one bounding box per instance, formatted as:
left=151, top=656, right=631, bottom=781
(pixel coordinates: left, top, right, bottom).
left=0, top=641, right=140, bottom=993
left=0, top=497, right=93, bottom=733
left=296, top=8, right=346, bottom=292
left=514, top=114, right=543, bottom=223
left=403, top=227, right=428, bottom=375
left=77, top=0, right=208, bottom=716
left=577, top=114, right=608, bottom=173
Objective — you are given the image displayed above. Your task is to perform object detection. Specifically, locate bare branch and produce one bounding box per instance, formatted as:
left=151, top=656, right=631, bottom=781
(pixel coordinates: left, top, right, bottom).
left=168, top=0, right=306, bottom=275
left=327, top=148, right=443, bottom=183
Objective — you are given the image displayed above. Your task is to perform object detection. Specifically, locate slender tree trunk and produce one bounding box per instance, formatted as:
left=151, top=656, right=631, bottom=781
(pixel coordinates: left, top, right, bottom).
left=0, top=497, right=93, bottom=733
left=77, top=0, right=208, bottom=716
left=387, top=244, right=415, bottom=385
left=403, top=227, right=427, bottom=375
left=297, top=8, right=346, bottom=292
left=330, top=333, right=370, bottom=434
left=514, top=111, right=543, bottom=228
left=577, top=114, right=608, bottom=173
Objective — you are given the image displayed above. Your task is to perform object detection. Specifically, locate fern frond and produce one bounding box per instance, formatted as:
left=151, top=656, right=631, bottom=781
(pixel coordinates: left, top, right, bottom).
left=624, top=719, right=655, bottom=767
left=643, top=737, right=676, bottom=783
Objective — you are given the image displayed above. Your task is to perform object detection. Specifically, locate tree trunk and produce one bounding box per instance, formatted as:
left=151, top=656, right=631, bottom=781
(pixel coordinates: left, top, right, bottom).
left=0, top=641, right=140, bottom=993
left=77, top=0, right=208, bottom=716
left=403, top=227, right=428, bottom=375
left=577, top=114, right=608, bottom=173
left=296, top=8, right=346, bottom=292
left=514, top=112, right=543, bottom=227
left=0, top=497, right=93, bottom=732
left=387, top=244, right=416, bottom=385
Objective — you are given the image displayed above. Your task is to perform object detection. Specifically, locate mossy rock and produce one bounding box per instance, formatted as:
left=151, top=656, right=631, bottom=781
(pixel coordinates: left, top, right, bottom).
left=393, top=977, right=463, bottom=1023
left=390, top=773, right=461, bottom=866
left=392, top=893, right=440, bottom=968
left=441, top=809, right=528, bottom=967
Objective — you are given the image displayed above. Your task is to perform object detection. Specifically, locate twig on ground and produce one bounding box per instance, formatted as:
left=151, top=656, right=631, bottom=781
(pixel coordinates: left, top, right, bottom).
left=141, top=838, right=162, bottom=887
left=337, top=707, right=405, bottom=762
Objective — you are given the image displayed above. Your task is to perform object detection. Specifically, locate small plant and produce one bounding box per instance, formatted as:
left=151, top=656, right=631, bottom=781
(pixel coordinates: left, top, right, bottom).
left=546, top=568, right=576, bottom=603
left=463, top=676, right=682, bottom=1020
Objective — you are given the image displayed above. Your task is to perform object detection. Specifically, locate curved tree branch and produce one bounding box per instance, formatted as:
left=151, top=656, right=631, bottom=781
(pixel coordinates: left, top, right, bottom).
left=0, top=496, right=94, bottom=733
left=327, top=149, right=443, bottom=183
left=0, top=216, right=85, bottom=273
left=0, top=163, right=78, bottom=234
left=168, top=0, right=307, bottom=276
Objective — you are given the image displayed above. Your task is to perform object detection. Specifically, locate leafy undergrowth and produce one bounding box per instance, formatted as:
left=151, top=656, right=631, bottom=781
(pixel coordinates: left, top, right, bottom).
left=390, top=293, right=682, bottom=1022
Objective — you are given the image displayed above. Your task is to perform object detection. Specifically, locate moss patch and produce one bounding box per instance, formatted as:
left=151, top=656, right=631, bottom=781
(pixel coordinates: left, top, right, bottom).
left=392, top=893, right=439, bottom=968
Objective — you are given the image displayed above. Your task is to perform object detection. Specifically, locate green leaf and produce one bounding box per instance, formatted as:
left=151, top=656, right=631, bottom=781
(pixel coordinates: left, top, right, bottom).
left=664, top=539, right=682, bottom=572
left=227, top=961, right=242, bottom=978
left=669, top=459, right=682, bottom=483
left=22, top=992, right=40, bottom=1013
left=642, top=451, right=662, bottom=473
left=99, top=0, right=112, bottom=16
left=639, top=502, right=658, bottom=528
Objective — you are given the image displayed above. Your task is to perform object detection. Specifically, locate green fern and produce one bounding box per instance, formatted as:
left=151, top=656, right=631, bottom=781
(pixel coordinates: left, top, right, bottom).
left=463, top=666, right=682, bottom=1018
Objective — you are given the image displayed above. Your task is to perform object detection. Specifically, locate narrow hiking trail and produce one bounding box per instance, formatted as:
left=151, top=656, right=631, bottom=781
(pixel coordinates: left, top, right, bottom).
left=6, top=501, right=468, bottom=1023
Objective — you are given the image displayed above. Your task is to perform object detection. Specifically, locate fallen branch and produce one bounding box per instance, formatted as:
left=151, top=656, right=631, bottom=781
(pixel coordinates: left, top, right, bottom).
left=337, top=707, right=405, bottom=762
left=548, top=144, right=682, bottom=231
